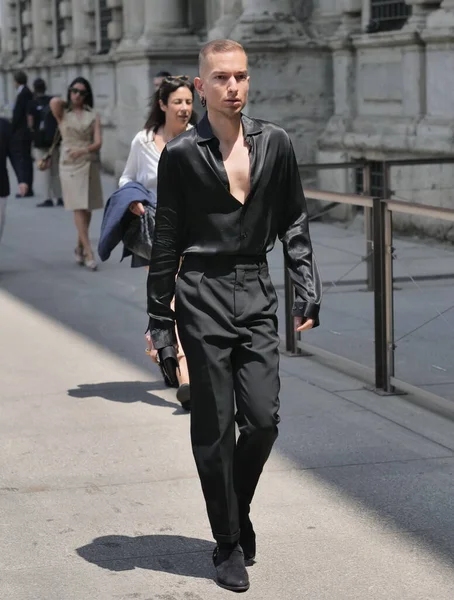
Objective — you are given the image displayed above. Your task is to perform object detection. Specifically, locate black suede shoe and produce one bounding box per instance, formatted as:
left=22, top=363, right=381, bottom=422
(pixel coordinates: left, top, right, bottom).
left=240, top=520, right=256, bottom=565
left=176, top=383, right=191, bottom=411
left=36, top=199, right=54, bottom=207
left=56, top=198, right=64, bottom=207
left=16, top=190, right=34, bottom=198
left=213, top=543, right=249, bottom=592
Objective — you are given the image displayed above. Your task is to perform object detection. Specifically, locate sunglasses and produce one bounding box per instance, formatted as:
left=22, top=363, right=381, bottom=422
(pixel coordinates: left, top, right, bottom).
left=70, top=87, right=87, bottom=97
left=163, top=75, right=190, bottom=83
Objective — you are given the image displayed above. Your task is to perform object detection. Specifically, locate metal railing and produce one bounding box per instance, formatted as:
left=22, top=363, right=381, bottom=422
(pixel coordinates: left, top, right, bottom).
left=287, top=157, right=454, bottom=411
left=299, top=159, right=375, bottom=291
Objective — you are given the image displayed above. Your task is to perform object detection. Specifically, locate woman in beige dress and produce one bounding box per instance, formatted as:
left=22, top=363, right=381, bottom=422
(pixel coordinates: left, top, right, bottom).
left=50, top=77, right=103, bottom=270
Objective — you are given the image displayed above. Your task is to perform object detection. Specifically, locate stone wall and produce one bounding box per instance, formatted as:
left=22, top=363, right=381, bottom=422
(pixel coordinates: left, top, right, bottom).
left=1, top=0, right=454, bottom=239
left=316, top=0, right=454, bottom=238
left=0, top=0, right=339, bottom=179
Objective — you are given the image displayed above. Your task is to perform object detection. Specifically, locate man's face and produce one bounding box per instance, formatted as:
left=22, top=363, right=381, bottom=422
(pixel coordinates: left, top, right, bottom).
left=196, top=50, right=249, bottom=118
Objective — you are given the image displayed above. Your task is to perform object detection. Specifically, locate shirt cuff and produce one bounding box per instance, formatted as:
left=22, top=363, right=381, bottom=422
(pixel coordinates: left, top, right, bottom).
left=147, top=318, right=177, bottom=349
left=292, top=300, right=320, bottom=328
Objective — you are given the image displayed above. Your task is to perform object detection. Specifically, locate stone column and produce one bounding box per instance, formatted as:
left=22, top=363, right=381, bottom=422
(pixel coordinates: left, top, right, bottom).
left=58, top=1, right=74, bottom=55
left=0, top=0, right=14, bottom=57
left=145, top=0, right=187, bottom=29
left=308, top=0, right=343, bottom=39
left=27, top=0, right=49, bottom=59
left=116, top=0, right=144, bottom=51
left=139, top=0, right=195, bottom=48
left=426, top=0, right=454, bottom=27
left=330, top=0, right=362, bottom=120
left=20, top=0, right=33, bottom=59
left=65, top=0, right=93, bottom=60
left=106, top=0, right=123, bottom=50
left=404, top=0, right=441, bottom=30
left=421, top=0, right=454, bottom=140
left=207, top=0, right=242, bottom=40
left=316, top=0, right=362, bottom=217
left=230, top=0, right=312, bottom=44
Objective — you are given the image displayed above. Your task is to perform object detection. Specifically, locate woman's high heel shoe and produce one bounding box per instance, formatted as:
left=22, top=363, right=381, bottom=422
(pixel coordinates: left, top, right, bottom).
left=84, top=258, right=97, bottom=271
left=75, top=246, right=84, bottom=266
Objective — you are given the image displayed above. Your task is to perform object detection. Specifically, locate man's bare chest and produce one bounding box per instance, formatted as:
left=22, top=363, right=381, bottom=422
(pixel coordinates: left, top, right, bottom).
left=221, top=142, right=250, bottom=205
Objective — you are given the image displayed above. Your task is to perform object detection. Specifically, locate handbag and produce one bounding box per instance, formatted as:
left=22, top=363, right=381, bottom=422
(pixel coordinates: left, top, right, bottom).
left=157, top=346, right=180, bottom=388
left=122, top=204, right=156, bottom=261
left=37, top=128, right=61, bottom=171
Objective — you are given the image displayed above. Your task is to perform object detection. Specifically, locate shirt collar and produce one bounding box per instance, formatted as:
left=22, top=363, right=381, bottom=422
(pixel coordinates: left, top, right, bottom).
left=16, top=85, right=24, bottom=95
left=196, top=112, right=262, bottom=144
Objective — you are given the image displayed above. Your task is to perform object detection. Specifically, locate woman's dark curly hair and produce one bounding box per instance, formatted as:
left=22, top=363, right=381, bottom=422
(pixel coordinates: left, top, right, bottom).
left=144, top=76, right=197, bottom=134
left=67, top=77, right=94, bottom=110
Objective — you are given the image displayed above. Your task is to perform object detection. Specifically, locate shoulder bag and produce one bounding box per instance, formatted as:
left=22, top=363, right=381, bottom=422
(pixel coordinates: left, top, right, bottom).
left=37, top=128, right=61, bottom=171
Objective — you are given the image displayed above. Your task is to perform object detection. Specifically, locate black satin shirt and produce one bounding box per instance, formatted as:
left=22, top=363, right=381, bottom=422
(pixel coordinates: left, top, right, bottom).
left=147, top=113, right=322, bottom=349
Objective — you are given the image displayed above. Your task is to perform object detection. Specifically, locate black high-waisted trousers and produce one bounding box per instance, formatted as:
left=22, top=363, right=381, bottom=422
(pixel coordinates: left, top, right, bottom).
left=175, top=255, right=280, bottom=543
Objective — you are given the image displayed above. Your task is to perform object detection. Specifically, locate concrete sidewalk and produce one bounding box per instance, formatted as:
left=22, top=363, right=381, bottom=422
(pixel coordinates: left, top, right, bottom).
left=1, top=179, right=454, bottom=599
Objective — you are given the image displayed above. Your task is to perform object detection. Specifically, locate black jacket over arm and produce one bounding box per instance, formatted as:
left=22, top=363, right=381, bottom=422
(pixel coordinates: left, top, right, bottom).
left=0, top=118, right=12, bottom=198
left=147, top=113, right=322, bottom=349
left=11, top=86, right=33, bottom=137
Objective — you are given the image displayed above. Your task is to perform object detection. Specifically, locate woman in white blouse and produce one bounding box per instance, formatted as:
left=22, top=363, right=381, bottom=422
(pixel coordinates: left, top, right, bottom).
left=120, top=75, right=195, bottom=195
left=120, top=75, right=196, bottom=411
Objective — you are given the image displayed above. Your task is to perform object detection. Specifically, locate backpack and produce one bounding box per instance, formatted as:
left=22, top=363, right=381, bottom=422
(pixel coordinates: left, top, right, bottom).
left=34, top=101, right=59, bottom=149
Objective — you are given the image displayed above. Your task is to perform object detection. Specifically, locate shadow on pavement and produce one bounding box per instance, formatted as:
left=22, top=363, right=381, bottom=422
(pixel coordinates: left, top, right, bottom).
left=67, top=381, right=186, bottom=414
left=76, top=534, right=214, bottom=579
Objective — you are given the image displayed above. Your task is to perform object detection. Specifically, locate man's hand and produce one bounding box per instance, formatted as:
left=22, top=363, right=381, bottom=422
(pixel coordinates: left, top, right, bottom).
left=129, top=201, right=145, bottom=216
left=295, top=316, right=315, bottom=332
left=145, top=332, right=158, bottom=363
left=18, top=183, right=29, bottom=197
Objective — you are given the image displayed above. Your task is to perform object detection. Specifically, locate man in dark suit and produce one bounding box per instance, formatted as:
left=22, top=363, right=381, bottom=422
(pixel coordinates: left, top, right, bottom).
left=10, top=70, right=34, bottom=198
left=0, top=118, right=28, bottom=243
left=27, top=77, right=63, bottom=207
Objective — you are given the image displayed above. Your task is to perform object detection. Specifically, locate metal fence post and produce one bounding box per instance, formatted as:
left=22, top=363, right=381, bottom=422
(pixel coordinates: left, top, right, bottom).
left=372, top=193, right=395, bottom=393
left=383, top=162, right=395, bottom=391
left=362, top=161, right=374, bottom=292
left=372, top=196, right=387, bottom=391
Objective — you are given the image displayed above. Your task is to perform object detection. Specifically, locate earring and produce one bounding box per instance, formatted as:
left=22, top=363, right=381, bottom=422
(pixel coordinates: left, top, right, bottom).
left=200, top=96, right=206, bottom=108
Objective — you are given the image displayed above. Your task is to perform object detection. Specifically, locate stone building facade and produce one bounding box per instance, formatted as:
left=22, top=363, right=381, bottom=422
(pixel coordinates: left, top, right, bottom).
left=0, top=0, right=454, bottom=236
left=320, top=0, right=454, bottom=238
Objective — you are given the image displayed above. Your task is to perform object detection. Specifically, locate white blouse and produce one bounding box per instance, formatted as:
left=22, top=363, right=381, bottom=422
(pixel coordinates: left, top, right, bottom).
left=119, top=125, right=193, bottom=196
left=119, top=129, right=160, bottom=195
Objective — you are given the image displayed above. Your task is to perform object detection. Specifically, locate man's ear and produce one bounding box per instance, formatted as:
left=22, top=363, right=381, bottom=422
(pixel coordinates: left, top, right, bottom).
left=194, top=77, right=203, bottom=96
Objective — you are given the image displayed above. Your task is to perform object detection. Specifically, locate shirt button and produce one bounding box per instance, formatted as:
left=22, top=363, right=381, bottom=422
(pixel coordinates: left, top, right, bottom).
left=240, top=233, right=248, bottom=240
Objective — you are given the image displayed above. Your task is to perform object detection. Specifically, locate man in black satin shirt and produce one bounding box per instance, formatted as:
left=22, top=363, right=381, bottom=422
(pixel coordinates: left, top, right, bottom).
left=147, top=39, right=322, bottom=592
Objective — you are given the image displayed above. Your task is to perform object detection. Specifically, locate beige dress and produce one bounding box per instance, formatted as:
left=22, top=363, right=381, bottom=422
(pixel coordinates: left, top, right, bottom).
left=59, top=108, right=103, bottom=211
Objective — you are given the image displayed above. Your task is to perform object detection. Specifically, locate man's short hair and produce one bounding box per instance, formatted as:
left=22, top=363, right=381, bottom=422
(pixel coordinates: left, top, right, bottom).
left=33, top=78, right=46, bottom=94
left=198, top=39, right=247, bottom=73
left=14, top=70, right=28, bottom=86
left=155, top=70, right=172, bottom=79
